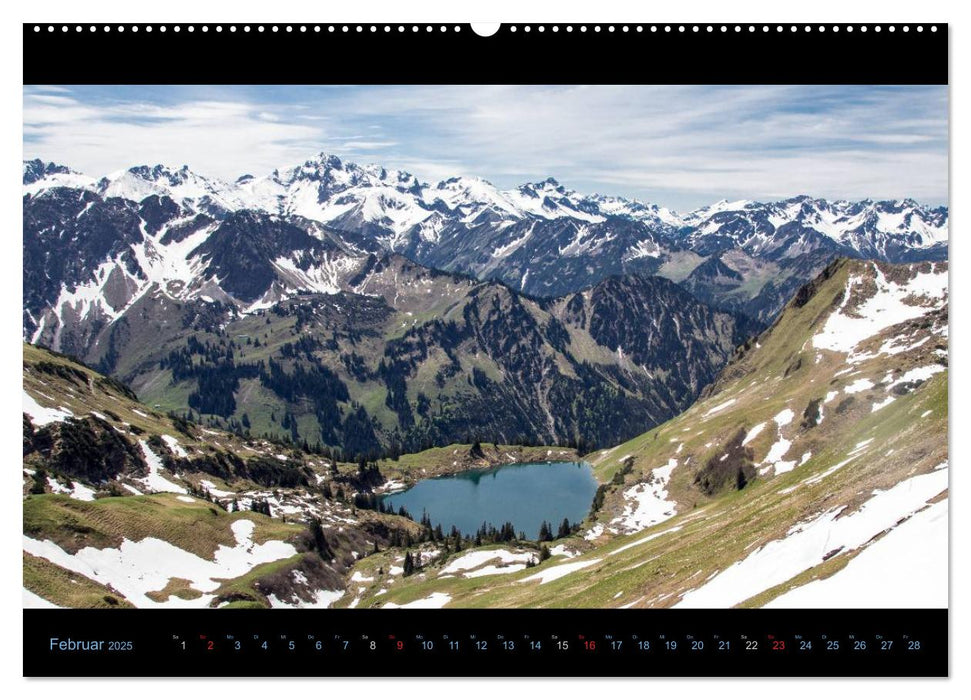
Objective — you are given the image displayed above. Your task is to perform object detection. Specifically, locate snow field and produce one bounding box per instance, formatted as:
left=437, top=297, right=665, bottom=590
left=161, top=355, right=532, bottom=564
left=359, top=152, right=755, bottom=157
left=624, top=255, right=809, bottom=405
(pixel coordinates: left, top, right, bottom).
left=675, top=466, right=948, bottom=608
left=439, top=549, right=535, bottom=577
left=23, top=390, right=74, bottom=426
left=520, top=559, right=602, bottom=585
left=609, top=459, right=678, bottom=533
left=137, top=440, right=188, bottom=494
left=765, top=499, right=947, bottom=608
left=812, top=264, right=947, bottom=356
left=267, top=588, right=344, bottom=609
left=383, top=592, right=452, bottom=609
left=22, top=518, right=297, bottom=608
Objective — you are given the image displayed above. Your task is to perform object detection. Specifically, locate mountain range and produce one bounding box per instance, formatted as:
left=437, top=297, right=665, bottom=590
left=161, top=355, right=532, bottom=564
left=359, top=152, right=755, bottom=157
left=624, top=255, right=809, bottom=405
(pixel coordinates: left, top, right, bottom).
left=22, top=155, right=948, bottom=456
left=24, top=154, right=947, bottom=322
left=23, top=257, right=949, bottom=609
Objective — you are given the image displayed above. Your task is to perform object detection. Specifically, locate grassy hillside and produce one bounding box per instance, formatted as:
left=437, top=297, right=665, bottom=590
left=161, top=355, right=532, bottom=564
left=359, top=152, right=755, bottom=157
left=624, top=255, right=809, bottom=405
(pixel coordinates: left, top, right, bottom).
left=22, top=343, right=425, bottom=608
left=342, top=259, right=948, bottom=609
left=23, top=258, right=948, bottom=609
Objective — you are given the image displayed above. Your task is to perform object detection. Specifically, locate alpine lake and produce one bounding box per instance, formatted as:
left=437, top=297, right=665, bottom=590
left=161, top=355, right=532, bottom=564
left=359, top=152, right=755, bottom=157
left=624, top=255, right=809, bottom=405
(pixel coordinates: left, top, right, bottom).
left=379, top=460, right=598, bottom=540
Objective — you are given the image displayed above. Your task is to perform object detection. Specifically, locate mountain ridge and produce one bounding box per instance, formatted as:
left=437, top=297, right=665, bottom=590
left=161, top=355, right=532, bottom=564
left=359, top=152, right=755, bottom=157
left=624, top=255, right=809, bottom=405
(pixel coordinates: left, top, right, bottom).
left=23, top=156, right=948, bottom=238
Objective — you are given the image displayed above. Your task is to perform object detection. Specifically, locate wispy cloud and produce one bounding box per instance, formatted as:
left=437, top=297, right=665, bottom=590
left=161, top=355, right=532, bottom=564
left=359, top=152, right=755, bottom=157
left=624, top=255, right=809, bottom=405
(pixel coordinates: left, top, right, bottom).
left=22, top=84, right=947, bottom=210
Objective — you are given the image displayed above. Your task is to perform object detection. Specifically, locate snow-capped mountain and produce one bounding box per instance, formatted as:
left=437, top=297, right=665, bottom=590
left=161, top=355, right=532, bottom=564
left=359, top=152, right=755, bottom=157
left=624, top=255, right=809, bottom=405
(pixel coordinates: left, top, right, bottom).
left=22, top=184, right=387, bottom=351
left=97, top=164, right=244, bottom=215
left=23, top=155, right=948, bottom=338
left=683, top=195, right=948, bottom=259
left=23, top=159, right=96, bottom=194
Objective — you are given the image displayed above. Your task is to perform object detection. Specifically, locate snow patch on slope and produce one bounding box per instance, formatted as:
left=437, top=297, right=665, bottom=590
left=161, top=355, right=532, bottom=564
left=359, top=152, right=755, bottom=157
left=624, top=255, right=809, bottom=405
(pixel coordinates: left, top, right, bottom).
left=22, top=518, right=297, bottom=608
left=813, top=264, right=947, bottom=356
left=675, top=466, right=948, bottom=608
left=610, top=459, right=678, bottom=533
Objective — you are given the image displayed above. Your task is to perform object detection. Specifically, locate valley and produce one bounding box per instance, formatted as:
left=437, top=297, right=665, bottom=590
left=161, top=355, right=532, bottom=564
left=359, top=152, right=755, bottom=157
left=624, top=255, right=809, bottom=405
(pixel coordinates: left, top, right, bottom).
left=23, top=256, right=949, bottom=610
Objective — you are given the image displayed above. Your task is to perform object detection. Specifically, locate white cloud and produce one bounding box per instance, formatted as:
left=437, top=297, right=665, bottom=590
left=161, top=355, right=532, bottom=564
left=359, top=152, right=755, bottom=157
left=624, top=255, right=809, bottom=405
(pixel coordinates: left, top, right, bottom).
left=24, top=92, right=329, bottom=180
left=22, top=85, right=947, bottom=210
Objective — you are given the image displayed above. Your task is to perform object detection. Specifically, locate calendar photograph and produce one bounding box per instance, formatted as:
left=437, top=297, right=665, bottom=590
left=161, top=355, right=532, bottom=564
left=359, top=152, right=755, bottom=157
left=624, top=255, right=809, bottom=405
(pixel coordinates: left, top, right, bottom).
left=22, top=80, right=948, bottom=614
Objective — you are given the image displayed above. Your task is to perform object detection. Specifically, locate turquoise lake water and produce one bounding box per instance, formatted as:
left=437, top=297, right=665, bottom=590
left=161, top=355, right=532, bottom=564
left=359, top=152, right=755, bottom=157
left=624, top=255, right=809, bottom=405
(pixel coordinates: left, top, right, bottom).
left=379, top=461, right=598, bottom=539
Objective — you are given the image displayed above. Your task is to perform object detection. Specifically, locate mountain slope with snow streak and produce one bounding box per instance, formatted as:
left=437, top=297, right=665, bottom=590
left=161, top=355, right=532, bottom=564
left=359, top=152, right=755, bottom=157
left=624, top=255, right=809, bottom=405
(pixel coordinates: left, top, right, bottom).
left=348, top=258, right=947, bottom=609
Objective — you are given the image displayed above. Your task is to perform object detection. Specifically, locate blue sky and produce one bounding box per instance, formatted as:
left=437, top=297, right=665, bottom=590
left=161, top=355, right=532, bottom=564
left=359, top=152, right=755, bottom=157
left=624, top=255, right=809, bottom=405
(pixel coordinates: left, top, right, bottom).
left=23, top=84, right=947, bottom=211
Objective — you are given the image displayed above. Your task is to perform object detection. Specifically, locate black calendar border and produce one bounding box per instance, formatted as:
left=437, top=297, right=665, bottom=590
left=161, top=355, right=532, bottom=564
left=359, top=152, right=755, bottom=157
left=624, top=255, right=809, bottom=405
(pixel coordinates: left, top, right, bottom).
left=23, top=23, right=947, bottom=85
left=23, top=608, right=948, bottom=677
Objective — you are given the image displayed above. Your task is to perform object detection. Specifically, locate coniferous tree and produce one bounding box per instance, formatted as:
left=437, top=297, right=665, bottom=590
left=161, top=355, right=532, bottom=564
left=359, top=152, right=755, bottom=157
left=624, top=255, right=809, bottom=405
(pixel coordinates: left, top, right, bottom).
left=29, top=469, right=47, bottom=495
left=309, top=518, right=333, bottom=559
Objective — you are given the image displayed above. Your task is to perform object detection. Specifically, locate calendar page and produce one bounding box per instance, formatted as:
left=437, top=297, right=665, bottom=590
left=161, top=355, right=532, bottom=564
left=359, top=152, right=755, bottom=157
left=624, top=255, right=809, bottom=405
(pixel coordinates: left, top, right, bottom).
left=21, top=22, right=948, bottom=677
